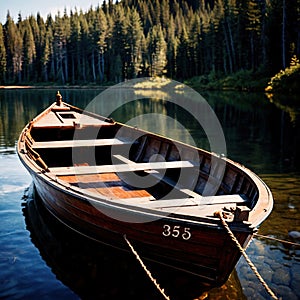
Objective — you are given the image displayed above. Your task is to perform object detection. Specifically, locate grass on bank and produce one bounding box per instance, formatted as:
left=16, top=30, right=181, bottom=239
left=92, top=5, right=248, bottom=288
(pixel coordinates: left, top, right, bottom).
left=186, top=69, right=269, bottom=92
left=186, top=56, right=300, bottom=93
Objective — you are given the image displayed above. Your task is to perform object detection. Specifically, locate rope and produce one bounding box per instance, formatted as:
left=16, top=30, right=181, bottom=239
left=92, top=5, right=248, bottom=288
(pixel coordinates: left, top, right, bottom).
left=215, top=211, right=278, bottom=300
left=254, top=233, right=300, bottom=247
left=123, top=235, right=170, bottom=300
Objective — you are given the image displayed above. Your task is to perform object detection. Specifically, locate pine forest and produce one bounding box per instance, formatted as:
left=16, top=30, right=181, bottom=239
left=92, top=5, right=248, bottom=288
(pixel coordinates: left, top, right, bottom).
left=0, top=0, right=299, bottom=86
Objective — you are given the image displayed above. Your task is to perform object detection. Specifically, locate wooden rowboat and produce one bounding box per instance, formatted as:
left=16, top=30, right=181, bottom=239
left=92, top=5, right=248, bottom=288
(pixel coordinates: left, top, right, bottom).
left=17, top=92, right=273, bottom=288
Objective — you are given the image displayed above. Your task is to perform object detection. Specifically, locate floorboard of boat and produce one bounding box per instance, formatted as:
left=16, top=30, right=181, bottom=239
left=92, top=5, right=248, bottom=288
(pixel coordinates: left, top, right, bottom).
left=58, top=173, right=154, bottom=200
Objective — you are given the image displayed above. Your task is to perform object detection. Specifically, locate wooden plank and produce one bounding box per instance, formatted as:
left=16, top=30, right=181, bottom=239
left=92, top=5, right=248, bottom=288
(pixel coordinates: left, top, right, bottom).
left=33, top=138, right=132, bottom=149
left=32, top=122, right=112, bottom=128
left=120, top=198, right=198, bottom=208
left=32, top=109, right=114, bottom=128
left=85, top=186, right=155, bottom=200
left=113, top=194, right=247, bottom=208
left=87, top=186, right=155, bottom=200
left=58, top=172, right=121, bottom=183
left=49, top=160, right=196, bottom=176
left=114, top=155, right=203, bottom=198
left=113, top=154, right=135, bottom=163
left=57, top=172, right=155, bottom=200
left=159, top=203, right=237, bottom=218
left=112, top=154, right=248, bottom=205
left=199, top=194, right=248, bottom=205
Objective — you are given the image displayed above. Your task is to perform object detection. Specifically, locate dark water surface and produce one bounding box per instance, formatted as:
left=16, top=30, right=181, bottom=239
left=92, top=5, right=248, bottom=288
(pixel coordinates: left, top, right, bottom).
left=0, top=88, right=299, bottom=299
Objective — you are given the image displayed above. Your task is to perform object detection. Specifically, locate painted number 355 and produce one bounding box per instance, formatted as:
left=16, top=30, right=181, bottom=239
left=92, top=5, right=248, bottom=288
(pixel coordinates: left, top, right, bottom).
left=162, top=225, right=192, bottom=240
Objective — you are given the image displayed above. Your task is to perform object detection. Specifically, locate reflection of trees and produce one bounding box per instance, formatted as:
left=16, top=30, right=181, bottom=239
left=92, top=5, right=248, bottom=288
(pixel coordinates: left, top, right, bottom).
left=0, top=89, right=101, bottom=149
left=259, top=173, right=300, bottom=242
left=198, top=91, right=300, bottom=173
left=103, top=89, right=300, bottom=173
left=265, top=93, right=299, bottom=124
left=264, top=93, right=300, bottom=172
left=2, top=88, right=300, bottom=172
left=201, top=92, right=272, bottom=157
left=0, top=90, right=50, bottom=147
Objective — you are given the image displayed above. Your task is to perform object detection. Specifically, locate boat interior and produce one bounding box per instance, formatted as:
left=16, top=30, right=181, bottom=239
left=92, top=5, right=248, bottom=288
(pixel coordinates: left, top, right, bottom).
left=23, top=102, right=259, bottom=221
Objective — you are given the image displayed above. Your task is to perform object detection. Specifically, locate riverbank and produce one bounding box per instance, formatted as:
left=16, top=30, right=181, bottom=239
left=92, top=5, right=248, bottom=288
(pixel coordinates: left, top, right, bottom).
left=0, top=73, right=266, bottom=91
left=1, top=66, right=298, bottom=94
left=185, top=70, right=270, bottom=92
left=0, top=72, right=268, bottom=91
left=0, top=85, right=110, bottom=89
left=0, top=85, right=34, bottom=89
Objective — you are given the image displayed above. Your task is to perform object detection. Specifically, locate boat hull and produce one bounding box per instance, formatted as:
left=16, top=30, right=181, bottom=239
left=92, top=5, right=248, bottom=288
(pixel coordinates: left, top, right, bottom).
left=30, top=170, right=251, bottom=288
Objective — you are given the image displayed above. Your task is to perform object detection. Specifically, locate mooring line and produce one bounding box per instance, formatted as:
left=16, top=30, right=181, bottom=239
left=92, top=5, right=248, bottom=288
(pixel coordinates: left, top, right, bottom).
left=123, top=235, right=170, bottom=300
left=254, top=233, right=300, bottom=247
left=215, top=211, right=279, bottom=300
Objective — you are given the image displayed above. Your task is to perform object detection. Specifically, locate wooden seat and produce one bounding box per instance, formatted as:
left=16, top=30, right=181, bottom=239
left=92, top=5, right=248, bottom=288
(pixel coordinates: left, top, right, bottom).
left=33, top=138, right=132, bottom=149
left=49, top=160, right=197, bottom=176
left=117, top=194, right=247, bottom=208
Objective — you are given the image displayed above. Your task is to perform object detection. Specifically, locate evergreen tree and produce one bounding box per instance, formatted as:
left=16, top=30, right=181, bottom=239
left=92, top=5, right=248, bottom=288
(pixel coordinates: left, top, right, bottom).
left=148, top=24, right=167, bottom=77
left=125, top=8, right=144, bottom=78
left=246, top=0, right=263, bottom=70
left=29, top=15, right=41, bottom=81
left=45, top=15, right=55, bottom=81
left=41, top=30, right=51, bottom=82
left=4, top=13, right=23, bottom=82
left=235, top=0, right=249, bottom=70
left=69, top=10, right=81, bottom=84
left=189, top=14, right=202, bottom=76
left=95, top=8, right=108, bottom=82
left=165, top=16, right=178, bottom=78
left=176, top=28, right=190, bottom=80
left=222, top=0, right=238, bottom=73
left=79, top=12, right=89, bottom=82
left=0, top=23, right=7, bottom=83
left=0, top=0, right=299, bottom=84
left=21, top=19, right=36, bottom=82
left=53, top=12, right=69, bottom=83
left=110, top=5, right=127, bottom=81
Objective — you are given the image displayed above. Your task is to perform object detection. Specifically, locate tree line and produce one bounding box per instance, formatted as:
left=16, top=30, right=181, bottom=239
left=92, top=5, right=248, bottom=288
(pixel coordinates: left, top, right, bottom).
left=0, top=0, right=299, bottom=85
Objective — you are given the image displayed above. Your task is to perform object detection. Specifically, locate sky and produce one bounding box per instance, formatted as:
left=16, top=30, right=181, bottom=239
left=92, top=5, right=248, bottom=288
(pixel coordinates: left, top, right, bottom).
left=0, top=0, right=103, bottom=24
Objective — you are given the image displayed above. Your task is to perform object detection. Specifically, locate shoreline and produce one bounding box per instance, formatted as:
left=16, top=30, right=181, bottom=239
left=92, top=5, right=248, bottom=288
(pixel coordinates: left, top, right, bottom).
left=0, top=85, right=110, bottom=90
left=0, top=85, right=35, bottom=89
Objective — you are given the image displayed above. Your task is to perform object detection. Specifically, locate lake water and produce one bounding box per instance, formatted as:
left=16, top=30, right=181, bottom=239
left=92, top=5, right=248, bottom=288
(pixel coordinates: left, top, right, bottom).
left=0, top=88, right=299, bottom=299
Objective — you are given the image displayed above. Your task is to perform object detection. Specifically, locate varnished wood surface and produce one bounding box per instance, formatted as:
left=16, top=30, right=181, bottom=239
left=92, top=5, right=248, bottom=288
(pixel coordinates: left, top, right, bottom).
left=32, top=109, right=113, bottom=128
left=49, top=160, right=197, bottom=176
left=32, top=174, right=249, bottom=286
left=17, top=100, right=273, bottom=288
left=33, top=138, right=132, bottom=149
left=59, top=172, right=154, bottom=199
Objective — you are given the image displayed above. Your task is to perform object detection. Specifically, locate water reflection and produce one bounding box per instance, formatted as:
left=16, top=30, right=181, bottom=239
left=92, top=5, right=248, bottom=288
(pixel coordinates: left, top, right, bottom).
left=23, top=186, right=246, bottom=300
left=266, top=93, right=300, bottom=125
left=0, top=89, right=103, bottom=149
left=2, top=88, right=299, bottom=173
left=259, top=173, right=300, bottom=238
left=1, top=88, right=300, bottom=299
